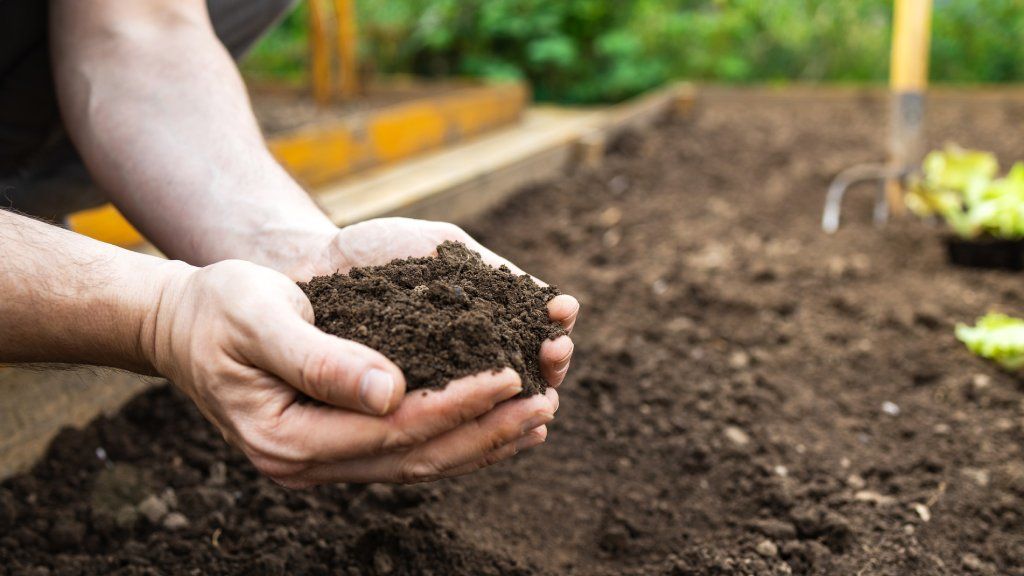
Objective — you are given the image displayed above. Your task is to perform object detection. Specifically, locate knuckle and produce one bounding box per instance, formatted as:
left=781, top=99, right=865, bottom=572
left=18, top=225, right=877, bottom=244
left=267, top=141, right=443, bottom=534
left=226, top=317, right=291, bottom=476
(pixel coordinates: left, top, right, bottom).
left=380, top=425, right=421, bottom=453
left=300, top=348, right=338, bottom=401
left=484, top=428, right=510, bottom=453
left=399, top=459, right=443, bottom=485
left=480, top=450, right=506, bottom=468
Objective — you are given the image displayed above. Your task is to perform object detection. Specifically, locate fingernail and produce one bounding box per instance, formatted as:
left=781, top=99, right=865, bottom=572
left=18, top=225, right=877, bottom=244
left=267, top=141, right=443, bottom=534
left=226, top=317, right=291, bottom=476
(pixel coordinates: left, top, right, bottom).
left=565, top=303, right=580, bottom=333
left=555, top=358, right=572, bottom=375
left=521, top=412, right=553, bottom=435
left=515, top=432, right=546, bottom=453
left=360, top=369, right=395, bottom=414
left=494, top=373, right=524, bottom=401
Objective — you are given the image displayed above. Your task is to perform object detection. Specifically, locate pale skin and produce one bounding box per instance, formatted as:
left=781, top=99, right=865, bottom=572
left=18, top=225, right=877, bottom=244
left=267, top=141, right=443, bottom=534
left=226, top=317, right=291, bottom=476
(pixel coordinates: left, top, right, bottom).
left=0, top=0, right=578, bottom=487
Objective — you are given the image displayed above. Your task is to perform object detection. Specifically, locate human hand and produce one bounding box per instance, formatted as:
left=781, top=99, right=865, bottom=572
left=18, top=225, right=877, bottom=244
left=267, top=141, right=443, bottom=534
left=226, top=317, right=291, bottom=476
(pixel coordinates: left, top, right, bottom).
left=291, top=217, right=579, bottom=389
left=143, top=259, right=562, bottom=486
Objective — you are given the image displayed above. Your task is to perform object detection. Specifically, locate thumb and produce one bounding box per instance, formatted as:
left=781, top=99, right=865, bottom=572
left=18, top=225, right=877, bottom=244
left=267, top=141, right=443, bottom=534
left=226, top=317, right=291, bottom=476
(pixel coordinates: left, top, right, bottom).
left=246, top=316, right=407, bottom=415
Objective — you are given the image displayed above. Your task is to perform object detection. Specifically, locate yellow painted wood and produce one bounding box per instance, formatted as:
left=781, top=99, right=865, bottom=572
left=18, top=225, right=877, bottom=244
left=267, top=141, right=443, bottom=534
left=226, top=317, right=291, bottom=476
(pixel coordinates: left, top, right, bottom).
left=269, top=83, right=527, bottom=188
left=309, top=0, right=332, bottom=105
left=268, top=126, right=364, bottom=187
left=368, top=102, right=449, bottom=162
left=890, top=0, right=933, bottom=91
left=333, top=0, right=360, bottom=99
left=66, top=204, right=144, bottom=247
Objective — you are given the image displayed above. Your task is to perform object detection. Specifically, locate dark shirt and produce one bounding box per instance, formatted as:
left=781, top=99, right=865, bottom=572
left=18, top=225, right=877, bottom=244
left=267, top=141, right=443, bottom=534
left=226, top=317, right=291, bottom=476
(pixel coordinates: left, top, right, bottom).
left=0, top=0, right=295, bottom=173
left=0, top=0, right=59, bottom=174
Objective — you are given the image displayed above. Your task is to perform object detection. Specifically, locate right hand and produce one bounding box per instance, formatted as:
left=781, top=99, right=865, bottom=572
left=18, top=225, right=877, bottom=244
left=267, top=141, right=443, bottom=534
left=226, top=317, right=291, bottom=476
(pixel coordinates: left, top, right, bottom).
left=142, top=259, right=558, bottom=487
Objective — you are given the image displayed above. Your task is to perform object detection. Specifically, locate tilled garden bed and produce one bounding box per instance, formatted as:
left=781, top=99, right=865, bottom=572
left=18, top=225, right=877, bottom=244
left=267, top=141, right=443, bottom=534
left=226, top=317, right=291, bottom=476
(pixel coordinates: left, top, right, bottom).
left=3, top=90, right=1024, bottom=575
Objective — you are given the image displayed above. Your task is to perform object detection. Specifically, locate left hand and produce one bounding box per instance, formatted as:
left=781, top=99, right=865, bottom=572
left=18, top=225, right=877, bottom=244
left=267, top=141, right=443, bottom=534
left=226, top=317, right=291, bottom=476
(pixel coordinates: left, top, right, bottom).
left=290, top=217, right=579, bottom=389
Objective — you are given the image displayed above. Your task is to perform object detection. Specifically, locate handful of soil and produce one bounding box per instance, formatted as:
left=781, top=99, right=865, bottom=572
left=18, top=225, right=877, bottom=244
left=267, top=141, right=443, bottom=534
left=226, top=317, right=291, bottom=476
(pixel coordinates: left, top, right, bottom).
left=300, top=241, right=564, bottom=396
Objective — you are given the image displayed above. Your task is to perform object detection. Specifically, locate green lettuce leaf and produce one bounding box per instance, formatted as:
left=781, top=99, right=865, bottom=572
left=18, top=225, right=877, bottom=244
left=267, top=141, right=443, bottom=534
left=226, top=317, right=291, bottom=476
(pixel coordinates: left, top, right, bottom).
left=906, top=145, right=997, bottom=227
left=910, top=146, right=1024, bottom=239
left=956, top=313, right=1024, bottom=370
left=921, top=145, right=998, bottom=193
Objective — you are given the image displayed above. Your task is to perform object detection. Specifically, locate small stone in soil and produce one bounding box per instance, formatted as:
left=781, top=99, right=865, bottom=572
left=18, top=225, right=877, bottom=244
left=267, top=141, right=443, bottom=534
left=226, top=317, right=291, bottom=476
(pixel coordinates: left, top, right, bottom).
left=114, top=505, right=139, bottom=530
left=138, top=495, right=168, bottom=524
left=755, top=540, right=778, bottom=558
left=162, top=512, right=189, bottom=531
left=49, top=519, right=85, bottom=548
left=881, top=401, right=900, bottom=416
left=724, top=426, right=751, bottom=447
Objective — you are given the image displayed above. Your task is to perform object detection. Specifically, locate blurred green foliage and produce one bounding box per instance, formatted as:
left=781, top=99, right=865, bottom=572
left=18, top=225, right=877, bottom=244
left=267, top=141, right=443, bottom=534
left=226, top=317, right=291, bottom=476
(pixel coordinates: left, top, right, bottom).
left=242, top=0, right=1024, bottom=103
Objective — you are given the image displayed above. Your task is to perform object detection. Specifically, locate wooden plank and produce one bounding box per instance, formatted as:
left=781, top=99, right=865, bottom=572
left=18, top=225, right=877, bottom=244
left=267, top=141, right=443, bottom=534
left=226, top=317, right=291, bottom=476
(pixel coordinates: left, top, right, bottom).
left=0, top=368, right=154, bottom=479
left=315, top=108, right=605, bottom=226
left=315, top=83, right=693, bottom=226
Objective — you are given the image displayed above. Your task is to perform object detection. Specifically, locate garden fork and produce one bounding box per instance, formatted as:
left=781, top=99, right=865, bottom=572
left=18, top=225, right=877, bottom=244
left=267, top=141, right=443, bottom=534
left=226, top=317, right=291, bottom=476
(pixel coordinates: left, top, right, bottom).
left=822, top=0, right=933, bottom=233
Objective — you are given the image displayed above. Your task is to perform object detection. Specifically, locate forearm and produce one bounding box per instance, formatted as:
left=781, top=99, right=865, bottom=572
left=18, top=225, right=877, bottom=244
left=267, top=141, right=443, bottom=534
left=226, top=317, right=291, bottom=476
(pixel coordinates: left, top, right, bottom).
left=49, top=0, right=335, bottom=273
left=0, top=210, right=187, bottom=372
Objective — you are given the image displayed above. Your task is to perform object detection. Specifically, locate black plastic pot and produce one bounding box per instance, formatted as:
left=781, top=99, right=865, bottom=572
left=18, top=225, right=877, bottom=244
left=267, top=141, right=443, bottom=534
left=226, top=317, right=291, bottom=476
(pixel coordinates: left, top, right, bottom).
left=946, top=235, right=1024, bottom=270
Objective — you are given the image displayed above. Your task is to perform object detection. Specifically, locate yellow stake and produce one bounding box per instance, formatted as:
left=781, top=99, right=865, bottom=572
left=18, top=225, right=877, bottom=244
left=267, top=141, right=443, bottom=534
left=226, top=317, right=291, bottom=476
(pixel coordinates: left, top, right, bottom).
left=334, top=0, right=361, bottom=100
left=887, top=0, right=933, bottom=215
left=309, top=0, right=332, bottom=105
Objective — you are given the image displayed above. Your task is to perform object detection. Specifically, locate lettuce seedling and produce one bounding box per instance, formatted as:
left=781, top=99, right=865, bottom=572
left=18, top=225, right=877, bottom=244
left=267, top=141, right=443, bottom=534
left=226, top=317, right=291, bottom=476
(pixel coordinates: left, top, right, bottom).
left=906, top=146, right=1024, bottom=240
left=956, top=313, right=1024, bottom=370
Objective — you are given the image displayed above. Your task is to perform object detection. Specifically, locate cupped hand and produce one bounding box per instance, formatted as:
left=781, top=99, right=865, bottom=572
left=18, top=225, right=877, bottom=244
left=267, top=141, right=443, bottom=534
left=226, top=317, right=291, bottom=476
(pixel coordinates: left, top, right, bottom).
left=143, top=259, right=560, bottom=487
left=294, top=217, right=579, bottom=388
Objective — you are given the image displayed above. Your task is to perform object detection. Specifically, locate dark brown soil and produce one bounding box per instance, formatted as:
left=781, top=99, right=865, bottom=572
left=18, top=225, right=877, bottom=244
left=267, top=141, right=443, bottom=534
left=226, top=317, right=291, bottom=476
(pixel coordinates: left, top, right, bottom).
left=299, top=240, right=562, bottom=395
left=4, top=89, right=1024, bottom=575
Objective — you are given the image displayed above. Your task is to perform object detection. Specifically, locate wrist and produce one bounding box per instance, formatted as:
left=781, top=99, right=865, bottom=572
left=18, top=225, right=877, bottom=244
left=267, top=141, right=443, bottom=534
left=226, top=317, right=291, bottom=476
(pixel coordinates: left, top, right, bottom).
left=134, top=259, right=198, bottom=376
left=253, top=221, right=340, bottom=281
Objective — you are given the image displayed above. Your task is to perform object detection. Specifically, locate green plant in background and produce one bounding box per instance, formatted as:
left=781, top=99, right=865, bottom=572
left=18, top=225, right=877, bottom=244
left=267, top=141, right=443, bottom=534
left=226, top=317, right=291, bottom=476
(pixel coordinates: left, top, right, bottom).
left=242, top=0, right=1024, bottom=104
left=956, top=313, right=1024, bottom=370
left=241, top=2, right=309, bottom=84
left=907, top=146, right=1024, bottom=240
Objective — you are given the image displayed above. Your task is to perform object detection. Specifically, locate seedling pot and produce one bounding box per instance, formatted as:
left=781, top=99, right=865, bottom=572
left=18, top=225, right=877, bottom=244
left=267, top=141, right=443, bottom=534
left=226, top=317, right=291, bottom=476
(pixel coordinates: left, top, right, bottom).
left=945, top=235, right=1024, bottom=271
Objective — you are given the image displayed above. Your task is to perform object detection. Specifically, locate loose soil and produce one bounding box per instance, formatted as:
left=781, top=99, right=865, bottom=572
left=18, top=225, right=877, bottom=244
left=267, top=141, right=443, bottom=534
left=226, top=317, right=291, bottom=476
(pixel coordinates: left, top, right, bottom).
left=4, top=89, right=1024, bottom=575
left=299, top=240, right=562, bottom=395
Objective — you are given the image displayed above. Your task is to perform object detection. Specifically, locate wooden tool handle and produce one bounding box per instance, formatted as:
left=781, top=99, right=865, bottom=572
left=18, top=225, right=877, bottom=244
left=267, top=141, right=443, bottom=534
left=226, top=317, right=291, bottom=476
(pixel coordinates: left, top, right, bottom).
left=890, top=0, right=933, bottom=91
left=334, top=0, right=361, bottom=99
left=309, top=0, right=332, bottom=105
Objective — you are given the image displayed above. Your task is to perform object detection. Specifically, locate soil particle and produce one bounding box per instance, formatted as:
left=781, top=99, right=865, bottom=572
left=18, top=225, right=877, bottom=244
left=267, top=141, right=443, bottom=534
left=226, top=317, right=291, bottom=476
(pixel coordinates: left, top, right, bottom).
left=756, top=539, right=779, bottom=558
left=300, top=240, right=563, bottom=395
left=48, top=517, right=85, bottom=549
left=162, top=512, right=189, bottom=531
left=137, top=494, right=168, bottom=524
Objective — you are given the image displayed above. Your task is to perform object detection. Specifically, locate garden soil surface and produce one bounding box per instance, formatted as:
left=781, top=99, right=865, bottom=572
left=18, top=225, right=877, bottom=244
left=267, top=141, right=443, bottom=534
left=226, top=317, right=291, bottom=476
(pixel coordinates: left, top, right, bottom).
left=4, top=88, right=1024, bottom=575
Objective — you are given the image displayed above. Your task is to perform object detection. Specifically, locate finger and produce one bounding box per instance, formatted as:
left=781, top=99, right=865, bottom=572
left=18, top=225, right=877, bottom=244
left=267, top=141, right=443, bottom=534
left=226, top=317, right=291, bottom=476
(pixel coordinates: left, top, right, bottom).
left=297, top=388, right=557, bottom=484
left=547, top=295, right=580, bottom=333
left=441, top=425, right=548, bottom=479
left=271, top=369, right=524, bottom=463
left=244, top=316, right=406, bottom=416
left=540, top=336, right=574, bottom=388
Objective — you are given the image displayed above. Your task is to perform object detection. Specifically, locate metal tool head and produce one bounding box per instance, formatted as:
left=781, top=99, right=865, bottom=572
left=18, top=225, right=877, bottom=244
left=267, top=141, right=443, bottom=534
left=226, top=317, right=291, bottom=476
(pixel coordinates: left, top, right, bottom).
left=822, top=164, right=913, bottom=234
